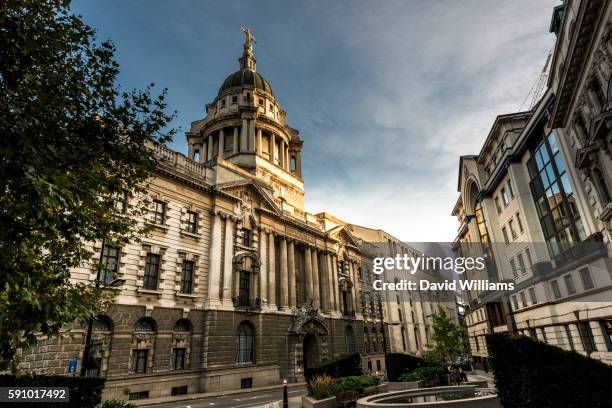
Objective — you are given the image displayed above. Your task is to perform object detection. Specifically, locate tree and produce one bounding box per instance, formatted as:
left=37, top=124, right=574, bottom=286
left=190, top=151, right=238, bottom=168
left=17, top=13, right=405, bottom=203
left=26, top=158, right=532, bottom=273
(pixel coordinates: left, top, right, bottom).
left=0, top=0, right=176, bottom=371
left=430, top=306, right=469, bottom=363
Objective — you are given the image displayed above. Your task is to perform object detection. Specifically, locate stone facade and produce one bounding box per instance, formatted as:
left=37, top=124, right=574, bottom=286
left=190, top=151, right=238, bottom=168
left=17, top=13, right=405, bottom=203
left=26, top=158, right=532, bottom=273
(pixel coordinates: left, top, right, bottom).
left=452, top=1, right=612, bottom=367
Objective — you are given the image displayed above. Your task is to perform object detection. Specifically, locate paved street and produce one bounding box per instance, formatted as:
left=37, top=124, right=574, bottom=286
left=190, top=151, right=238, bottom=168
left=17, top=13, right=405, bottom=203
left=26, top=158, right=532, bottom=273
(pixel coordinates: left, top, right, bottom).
left=139, top=385, right=307, bottom=408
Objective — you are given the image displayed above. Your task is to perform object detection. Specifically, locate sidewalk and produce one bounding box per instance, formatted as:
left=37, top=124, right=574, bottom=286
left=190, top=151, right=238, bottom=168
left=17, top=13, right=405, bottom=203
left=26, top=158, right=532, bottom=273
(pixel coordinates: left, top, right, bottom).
left=135, top=382, right=306, bottom=407
left=257, top=396, right=302, bottom=408
left=467, top=369, right=496, bottom=388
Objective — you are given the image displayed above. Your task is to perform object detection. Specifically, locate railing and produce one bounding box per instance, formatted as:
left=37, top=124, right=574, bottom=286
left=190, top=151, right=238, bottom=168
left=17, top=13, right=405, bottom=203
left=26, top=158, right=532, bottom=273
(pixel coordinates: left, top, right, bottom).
left=152, top=142, right=209, bottom=179
left=232, top=296, right=261, bottom=309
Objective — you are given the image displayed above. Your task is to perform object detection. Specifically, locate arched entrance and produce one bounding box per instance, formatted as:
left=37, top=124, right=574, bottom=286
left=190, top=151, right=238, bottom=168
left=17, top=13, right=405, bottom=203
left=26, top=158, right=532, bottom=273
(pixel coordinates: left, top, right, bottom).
left=303, top=333, right=319, bottom=370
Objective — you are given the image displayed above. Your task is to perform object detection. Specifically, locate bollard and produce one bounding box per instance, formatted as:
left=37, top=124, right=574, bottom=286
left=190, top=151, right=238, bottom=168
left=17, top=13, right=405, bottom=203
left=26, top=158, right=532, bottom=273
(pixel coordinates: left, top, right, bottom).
left=283, top=378, right=288, bottom=408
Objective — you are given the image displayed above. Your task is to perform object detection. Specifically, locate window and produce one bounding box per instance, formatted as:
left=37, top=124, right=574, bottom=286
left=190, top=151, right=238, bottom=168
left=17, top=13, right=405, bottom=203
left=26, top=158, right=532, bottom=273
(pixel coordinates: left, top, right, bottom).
left=565, top=325, right=575, bottom=350
left=593, top=167, right=612, bottom=204
left=144, top=253, right=160, bottom=290
left=475, top=336, right=480, bottom=351
left=578, top=322, right=597, bottom=354
left=172, top=348, right=186, bottom=370
left=133, top=349, right=148, bottom=374
left=516, top=212, right=524, bottom=232
left=221, top=99, right=226, bottom=108
left=238, top=271, right=250, bottom=305
left=180, top=260, right=194, bottom=294
left=600, top=321, right=612, bottom=351
left=529, top=287, right=537, bottom=304
left=114, top=191, right=128, bottom=214
left=241, top=378, right=253, bottom=389
left=174, top=319, right=191, bottom=332
left=495, top=197, right=502, bottom=214
left=236, top=322, right=254, bottom=364
left=242, top=229, right=251, bottom=246
left=527, top=131, right=586, bottom=258
left=135, top=318, right=155, bottom=332
left=579, top=267, right=594, bottom=290
left=516, top=253, right=526, bottom=276
left=232, top=96, right=238, bottom=104
left=100, top=244, right=120, bottom=284
left=564, top=274, right=576, bottom=294
left=520, top=291, right=527, bottom=308
left=152, top=200, right=166, bottom=224
left=129, top=391, right=149, bottom=400
left=502, top=227, right=510, bottom=244
left=345, top=326, right=355, bottom=353
left=509, top=219, right=517, bottom=239
left=512, top=295, right=519, bottom=310
left=376, top=360, right=382, bottom=371
left=525, top=247, right=533, bottom=267
left=501, top=187, right=509, bottom=207
left=551, top=280, right=561, bottom=299
left=258, top=98, right=264, bottom=106
left=171, top=386, right=188, bottom=396
left=401, top=327, right=407, bottom=351
left=540, top=328, right=548, bottom=343
left=186, top=211, right=198, bottom=233
left=507, top=180, right=515, bottom=199
left=193, top=150, right=200, bottom=162
left=510, top=259, right=518, bottom=278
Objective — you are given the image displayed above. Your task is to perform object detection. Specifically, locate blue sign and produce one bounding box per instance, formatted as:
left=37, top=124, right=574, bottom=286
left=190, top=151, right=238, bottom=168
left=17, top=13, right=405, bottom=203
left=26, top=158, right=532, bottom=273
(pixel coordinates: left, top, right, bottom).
left=68, top=358, right=77, bottom=374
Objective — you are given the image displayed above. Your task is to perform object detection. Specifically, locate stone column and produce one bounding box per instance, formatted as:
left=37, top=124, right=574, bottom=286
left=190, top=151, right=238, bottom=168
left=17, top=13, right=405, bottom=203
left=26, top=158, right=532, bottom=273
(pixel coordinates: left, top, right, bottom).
left=233, top=126, right=239, bottom=155
left=207, top=212, right=222, bottom=304
left=248, top=120, right=256, bottom=152
left=332, top=255, right=340, bottom=311
left=279, top=140, right=285, bottom=168
left=285, top=147, right=290, bottom=171
left=279, top=238, right=288, bottom=309
left=312, top=249, right=320, bottom=309
left=259, top=228, right=267, bottom=305
left=240, top=119, right=248, bottom=152
left=207, top=134, right=213, bottom=161
left=268, top=231, right=276, bottom=309
left=327, top=253, right=336, bottom=311
left=257, top=128, right=263, bottom=156
left=319, top=251, right=330, bottom=312
left=288, top=240, right=296, bottom=307
left=272, top=134, right=277, bottom=164
left=351, top=261, right=360, bottom=314
left=218, top=129, right=225, bottom=159
left=222, top=216, right=233, bottom=303
left=304, top=246, right=313, bottom=303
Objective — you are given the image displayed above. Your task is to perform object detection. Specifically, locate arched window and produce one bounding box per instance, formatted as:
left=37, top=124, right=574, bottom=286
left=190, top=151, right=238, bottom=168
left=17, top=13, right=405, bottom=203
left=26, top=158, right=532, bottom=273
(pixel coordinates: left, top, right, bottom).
left=173, top=319, right=191, bottom=332
left=401, top=327, right=407, bottom=351
left=135, top=317, right=156, bottom=332
left=371, top=327, right=378, bottom=352
left=345, top=325, right=355, bottom=353
left=364, top=327, right=370, bottom=353
left=236, top=321, right=255, bottom=364
left=93, top=315, right=113, bottom=332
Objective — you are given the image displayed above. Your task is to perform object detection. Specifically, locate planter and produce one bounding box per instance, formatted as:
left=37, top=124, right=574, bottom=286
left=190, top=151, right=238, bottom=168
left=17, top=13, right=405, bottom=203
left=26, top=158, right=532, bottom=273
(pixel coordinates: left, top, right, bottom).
left=302, top=395, right=336, bottom=408
left=377, top=383, right=388, bottom=393
left=387, top=380, right=424, bottom=391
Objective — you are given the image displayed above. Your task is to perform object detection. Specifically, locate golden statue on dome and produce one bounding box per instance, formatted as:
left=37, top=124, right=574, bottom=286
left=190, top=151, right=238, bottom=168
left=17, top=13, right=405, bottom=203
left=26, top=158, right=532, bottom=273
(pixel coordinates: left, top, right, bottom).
left=241, top=24, right=256, bottom=54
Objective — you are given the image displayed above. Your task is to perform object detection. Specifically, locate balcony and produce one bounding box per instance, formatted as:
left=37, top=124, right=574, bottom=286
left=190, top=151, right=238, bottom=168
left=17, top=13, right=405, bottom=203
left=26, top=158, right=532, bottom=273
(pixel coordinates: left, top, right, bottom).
left=232, top=296, right=261, bottom=310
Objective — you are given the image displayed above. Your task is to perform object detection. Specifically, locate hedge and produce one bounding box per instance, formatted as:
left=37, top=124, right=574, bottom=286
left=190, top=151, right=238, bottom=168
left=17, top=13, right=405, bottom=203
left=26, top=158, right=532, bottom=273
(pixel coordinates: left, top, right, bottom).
left=305, top=353, right=361, bottom=380
left=0, top=374, right=105, bottom=408
left=385, top=353, right=426, bottom=381
left=398, top=366, right=447, bottom=382
left=330, top=375, right=380, bottom=395
left=486, top=333, right=612, bottom=408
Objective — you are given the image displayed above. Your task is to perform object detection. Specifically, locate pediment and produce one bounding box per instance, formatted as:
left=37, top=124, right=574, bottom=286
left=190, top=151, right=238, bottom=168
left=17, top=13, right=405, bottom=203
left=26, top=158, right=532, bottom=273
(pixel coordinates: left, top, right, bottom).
left=327, top=225, right=360, bottom=249
left=217, top=180, right=281, bottom=216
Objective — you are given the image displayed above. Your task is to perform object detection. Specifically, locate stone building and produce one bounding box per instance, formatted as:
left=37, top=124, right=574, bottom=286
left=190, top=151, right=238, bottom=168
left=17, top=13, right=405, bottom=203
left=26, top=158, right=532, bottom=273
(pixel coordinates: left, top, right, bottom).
left=452, top=0, right=612, bottom=367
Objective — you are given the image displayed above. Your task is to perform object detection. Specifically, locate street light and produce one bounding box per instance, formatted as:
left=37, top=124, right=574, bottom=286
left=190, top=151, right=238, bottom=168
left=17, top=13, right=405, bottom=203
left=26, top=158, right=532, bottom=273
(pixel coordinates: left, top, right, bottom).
left=80, top=238, right=125, bottom=377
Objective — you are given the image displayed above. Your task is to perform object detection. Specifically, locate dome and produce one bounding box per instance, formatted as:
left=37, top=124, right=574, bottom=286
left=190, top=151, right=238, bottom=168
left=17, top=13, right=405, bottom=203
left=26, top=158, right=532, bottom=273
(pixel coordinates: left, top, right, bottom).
left=218, top=69, right=274, bottom=97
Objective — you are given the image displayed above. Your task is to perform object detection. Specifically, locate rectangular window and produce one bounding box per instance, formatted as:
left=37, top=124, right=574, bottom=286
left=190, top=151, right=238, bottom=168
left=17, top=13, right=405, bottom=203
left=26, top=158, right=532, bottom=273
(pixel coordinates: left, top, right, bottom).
left=502, top=227, right=509, bottom=244
left=495, top=197, right=502, bottom=214
left=579, top=267, right=594, bottom=290
left=525, top=247, right=533, bottom=267
left=509, top=219, right=517, bottom=239
left=516, top=253, right=526, bottom=275
left=516, top=212, right=524, bottom=232
left=529, top=287, right=537, bottom=304
left=376, top=360, right=382, bottom=371
left=171, top=386, right=188, bottom=396
left=239, top=271, right=250, bottom=304
left=540, top=328, right=548, bottom=343
left=527, top=131, right=586, bottom=259
left=600, top=321, right=612, bottom=351
left=578, top=322, right=597, bottom=354
left=507, top=180, right=515, bottom=199
left=232, top=96, right=237, bottom=104
left=512, top=295, right=519, bottom=310
left=501, top=187, right=509, bottom=207
left=114, top=191, right=128, bottom=214
left=100, top=244, right=120, bottom=284
left=152, top=200, right=166, bottom=224
left=510, top=259, right=518, bottom=278
left=243, top=229, right=251, bottom=247
left=129, top=391, right=149, bottom=400
left=241, top=378, right=253, bottom=389
left=133, top=349, right=148, bottom=374
left=173, top=348, right=186, bottom=370
left=564, top=325, right=575, bottom=350
left=144, top=253, right=160, bottom=290
left=551, top=280, right=561, bottom=299
left=520, top=291, right=527, bottom=308
left=564, top=274, right=576, bottom=295
left=186, top=211, right=198, bottom=233
left=181, top=260, right=194, bottom=294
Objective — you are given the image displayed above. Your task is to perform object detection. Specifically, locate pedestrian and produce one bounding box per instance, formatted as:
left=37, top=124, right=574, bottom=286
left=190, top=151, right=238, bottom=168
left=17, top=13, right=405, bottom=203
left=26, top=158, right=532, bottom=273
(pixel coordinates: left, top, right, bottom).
left=483, top=359, right=489, bottom=374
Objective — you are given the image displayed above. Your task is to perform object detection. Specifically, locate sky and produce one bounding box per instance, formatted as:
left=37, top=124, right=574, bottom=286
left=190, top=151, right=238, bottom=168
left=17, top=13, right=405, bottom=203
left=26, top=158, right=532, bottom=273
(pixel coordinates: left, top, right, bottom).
left=72, top=0, right=559, bottom=242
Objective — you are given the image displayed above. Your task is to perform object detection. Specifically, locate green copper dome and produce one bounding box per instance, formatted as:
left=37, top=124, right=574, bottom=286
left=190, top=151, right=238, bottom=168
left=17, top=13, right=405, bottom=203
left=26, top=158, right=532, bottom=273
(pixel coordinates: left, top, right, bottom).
left=218, top=70, right=274, bottom=97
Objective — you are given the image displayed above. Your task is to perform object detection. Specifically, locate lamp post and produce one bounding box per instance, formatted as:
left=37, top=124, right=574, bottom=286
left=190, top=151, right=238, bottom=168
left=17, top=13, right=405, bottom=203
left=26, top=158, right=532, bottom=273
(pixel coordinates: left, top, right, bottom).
left=80, top=238, right=125, bottom=377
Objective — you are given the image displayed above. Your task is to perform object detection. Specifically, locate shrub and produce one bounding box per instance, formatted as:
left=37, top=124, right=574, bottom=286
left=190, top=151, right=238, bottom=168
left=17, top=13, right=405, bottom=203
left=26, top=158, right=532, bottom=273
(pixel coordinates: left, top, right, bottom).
left=398, top=366, right=447, bottom=382
left=330, top=375, right=380, bottom=395
left=487, top=333, right=612, bottom=408
left=0, top=374, right=105, bottom=408
left=307, top=375, right=335, bottom=400
left=305, top=353, right=361, bottom=380
left=96, top=401, right=137, bottom=408
left=385, top=353, right=426, bottom=381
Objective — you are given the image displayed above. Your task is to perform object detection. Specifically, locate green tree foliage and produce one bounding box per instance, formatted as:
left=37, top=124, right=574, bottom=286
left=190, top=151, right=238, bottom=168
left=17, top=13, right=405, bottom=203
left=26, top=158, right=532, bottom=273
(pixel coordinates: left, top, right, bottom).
left=0, top=0, right=176, bottom=370
left=430, top=306, right=469, bottom=363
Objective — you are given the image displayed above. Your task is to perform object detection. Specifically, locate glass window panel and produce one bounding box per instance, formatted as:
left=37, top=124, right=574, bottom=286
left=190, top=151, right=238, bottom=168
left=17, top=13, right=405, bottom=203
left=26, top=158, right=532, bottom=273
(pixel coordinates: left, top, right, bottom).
left=554, top=153, right=565, bottom=174
left=535, top=149, right=544, bottom=170
left=548, top=132, right=559, bottom=153
left=560, top=173, right=572, bottom=195
left=545, top=164, right=556, bottom=187
left=539, top=143, right=550, bottom=164
left=540, top=169, right=551, bottom=189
